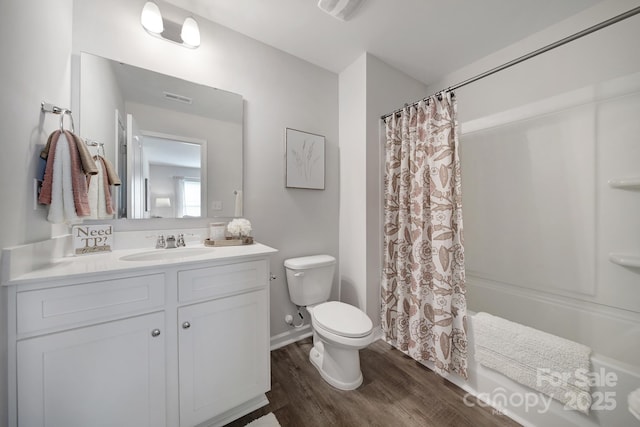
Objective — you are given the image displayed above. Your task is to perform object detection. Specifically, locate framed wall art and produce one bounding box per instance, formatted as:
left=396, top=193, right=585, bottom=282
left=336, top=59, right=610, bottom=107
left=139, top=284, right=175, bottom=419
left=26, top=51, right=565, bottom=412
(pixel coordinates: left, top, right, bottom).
left=285, top=128, right=325, bottom=190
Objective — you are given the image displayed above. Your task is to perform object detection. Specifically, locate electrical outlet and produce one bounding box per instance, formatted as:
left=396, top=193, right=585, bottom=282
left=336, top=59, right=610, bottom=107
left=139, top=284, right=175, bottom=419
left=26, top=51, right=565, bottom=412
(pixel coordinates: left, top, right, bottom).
left=210, top=200, right=223, bottom=210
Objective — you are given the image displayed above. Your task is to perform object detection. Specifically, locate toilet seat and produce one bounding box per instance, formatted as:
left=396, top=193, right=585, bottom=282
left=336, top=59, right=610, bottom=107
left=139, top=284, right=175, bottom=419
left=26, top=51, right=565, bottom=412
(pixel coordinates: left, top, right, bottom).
left=311, top=301, right=373, bottom=338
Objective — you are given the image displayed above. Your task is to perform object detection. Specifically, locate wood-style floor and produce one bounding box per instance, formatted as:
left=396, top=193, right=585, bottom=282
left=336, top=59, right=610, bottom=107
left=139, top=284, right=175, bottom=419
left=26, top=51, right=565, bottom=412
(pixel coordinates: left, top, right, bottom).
left=225, top=337, right=521, bottom=427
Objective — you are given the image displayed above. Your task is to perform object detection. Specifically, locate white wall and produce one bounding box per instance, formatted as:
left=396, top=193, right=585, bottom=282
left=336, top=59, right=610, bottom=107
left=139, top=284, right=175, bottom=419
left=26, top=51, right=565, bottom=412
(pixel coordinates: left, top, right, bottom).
left=71, top=0, right=339, bottom=338
left=71, top=0, right=339, bottom=339
left=338, top=53, right=367, bottom=310
left=0, top=1, right=74, bottom=424
left=79, top=53, right=124, bottom=163
left=339, top=53, right=428, bottom=324
left=0, top=0, right=338, bottom=356
left=428, top=0, right=640, bottom=366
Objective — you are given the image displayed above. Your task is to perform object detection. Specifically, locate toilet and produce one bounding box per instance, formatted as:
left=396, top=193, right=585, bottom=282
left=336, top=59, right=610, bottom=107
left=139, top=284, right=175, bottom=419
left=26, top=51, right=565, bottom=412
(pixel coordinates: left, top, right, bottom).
left=284, top=255, right=374, bottom=390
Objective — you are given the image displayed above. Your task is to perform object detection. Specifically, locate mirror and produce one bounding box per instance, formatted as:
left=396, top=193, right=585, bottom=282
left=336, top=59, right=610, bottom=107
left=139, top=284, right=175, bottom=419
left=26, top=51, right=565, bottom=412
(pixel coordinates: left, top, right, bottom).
left=78, top=52, right=243, bottom=219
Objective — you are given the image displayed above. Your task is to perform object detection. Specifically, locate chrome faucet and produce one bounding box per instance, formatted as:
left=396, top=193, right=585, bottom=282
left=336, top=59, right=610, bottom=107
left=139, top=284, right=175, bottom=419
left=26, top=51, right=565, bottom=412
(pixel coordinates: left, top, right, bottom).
left=155, top=234, right=166, bottom=249
left=165, top=235, right=177, bottom=249
left=177, top=234, right=186, bottom=247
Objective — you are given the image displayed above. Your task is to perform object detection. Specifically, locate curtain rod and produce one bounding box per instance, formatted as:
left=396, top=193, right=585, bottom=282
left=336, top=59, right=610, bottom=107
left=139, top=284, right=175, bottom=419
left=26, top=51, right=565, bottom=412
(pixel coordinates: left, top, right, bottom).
left=381, top=5, right=640, bottom=120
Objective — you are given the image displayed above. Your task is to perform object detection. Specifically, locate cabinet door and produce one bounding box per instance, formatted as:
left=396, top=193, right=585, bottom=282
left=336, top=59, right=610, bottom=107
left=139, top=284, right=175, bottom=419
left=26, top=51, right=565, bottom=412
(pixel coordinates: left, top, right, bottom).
left=178, top=289, right=269, bottom=427
left=17, top=312, right=166, bottom=427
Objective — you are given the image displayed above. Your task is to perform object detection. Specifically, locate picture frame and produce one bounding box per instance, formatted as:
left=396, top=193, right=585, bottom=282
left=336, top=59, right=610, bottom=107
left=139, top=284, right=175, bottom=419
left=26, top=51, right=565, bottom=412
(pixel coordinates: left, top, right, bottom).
left=285, top=128, right=325, bottom=190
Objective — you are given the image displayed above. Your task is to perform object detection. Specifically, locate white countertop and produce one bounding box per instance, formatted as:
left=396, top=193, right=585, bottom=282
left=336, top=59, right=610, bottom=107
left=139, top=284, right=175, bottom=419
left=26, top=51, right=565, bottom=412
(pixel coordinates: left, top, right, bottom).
left=4, top=242, right=277, bottom=286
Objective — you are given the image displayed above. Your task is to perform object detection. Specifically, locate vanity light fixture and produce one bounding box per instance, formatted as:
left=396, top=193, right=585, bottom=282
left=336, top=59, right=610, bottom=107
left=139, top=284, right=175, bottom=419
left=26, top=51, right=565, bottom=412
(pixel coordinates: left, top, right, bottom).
left=141, top=1, right=164, bottom=34
left=141, top=1, right=201, bottom=49
left=181, top=16, right=201, bottom=48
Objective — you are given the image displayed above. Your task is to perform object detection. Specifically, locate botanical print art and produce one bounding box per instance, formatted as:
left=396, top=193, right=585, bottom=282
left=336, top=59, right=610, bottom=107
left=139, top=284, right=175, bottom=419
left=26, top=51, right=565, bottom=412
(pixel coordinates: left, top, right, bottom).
left=285, top=128, right=325, bottom=189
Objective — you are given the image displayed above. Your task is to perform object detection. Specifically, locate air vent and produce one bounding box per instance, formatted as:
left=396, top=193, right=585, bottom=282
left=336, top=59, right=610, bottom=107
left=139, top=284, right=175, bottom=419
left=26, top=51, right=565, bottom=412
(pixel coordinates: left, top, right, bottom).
left=163, top=91, right=192, bottom=104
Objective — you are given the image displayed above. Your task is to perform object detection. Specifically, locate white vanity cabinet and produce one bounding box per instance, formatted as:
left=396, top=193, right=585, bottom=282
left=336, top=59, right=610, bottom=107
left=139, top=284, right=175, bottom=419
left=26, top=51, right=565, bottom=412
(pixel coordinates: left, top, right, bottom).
left=4, top=245, right=276, bottom=427
left=12, top=273, right=167, bottom=427
left=177, top=261, right=270, bottom=427
left=17, top=312, right=167, bottom=427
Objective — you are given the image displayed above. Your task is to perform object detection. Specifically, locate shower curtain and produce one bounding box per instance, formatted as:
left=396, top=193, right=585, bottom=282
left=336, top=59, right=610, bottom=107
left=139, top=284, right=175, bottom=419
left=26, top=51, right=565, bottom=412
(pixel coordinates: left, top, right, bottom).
left=381, top=93, right=468, bottom=379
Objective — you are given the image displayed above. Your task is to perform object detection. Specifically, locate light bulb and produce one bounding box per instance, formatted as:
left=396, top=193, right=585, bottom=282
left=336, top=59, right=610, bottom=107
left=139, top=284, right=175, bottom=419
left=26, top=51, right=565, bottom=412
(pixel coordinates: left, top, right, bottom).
left=141, top=1, right=164, bottom=34
left=181, top=17, right=201, bottom=48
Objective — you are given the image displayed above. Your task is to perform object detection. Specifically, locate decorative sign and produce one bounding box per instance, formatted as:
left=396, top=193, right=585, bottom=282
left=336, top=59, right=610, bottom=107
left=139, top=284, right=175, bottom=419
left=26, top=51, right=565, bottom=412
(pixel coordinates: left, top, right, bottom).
left=72, top=224, right=113, bottom=255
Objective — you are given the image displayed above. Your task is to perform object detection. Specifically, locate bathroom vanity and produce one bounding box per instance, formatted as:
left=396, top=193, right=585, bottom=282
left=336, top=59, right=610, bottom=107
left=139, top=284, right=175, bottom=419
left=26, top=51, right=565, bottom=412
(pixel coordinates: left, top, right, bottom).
left=2, top=242, right=277, bottom=427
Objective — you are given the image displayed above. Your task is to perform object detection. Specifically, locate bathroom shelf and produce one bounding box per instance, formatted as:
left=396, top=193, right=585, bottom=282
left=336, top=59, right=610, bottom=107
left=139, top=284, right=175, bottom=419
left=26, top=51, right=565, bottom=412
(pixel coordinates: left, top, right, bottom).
left=609, top=253, right=640, bottom=268
left=607, top=177, right=640, bottom=189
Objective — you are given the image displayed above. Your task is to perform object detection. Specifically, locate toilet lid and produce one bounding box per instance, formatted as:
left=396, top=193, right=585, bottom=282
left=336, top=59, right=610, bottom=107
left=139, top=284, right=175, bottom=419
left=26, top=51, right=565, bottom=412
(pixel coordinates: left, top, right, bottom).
left=312, top=301, right=373, bottom=338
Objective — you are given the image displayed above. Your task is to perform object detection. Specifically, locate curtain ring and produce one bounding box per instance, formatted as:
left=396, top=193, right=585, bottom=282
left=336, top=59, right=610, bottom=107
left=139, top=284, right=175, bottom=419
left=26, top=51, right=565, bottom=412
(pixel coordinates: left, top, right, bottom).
left=59, top=110, right=75, bottom=133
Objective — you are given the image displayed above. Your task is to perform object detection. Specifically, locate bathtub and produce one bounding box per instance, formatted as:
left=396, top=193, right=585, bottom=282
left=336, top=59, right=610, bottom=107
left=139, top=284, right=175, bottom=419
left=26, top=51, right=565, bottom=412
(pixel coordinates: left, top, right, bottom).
left=420, top=312, right=640, bottom=427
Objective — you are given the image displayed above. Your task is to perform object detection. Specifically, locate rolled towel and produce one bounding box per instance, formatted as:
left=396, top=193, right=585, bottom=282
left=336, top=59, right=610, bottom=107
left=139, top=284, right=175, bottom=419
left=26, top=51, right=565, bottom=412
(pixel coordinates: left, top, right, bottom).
left=629, top=388, right=640, bottom=421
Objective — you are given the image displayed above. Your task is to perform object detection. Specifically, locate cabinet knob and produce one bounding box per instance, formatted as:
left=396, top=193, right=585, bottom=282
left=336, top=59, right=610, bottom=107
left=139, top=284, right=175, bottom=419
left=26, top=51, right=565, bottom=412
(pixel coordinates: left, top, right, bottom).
left=182, top=321, right=191, bottom=329
left=151, top=329, right=161, bottom=337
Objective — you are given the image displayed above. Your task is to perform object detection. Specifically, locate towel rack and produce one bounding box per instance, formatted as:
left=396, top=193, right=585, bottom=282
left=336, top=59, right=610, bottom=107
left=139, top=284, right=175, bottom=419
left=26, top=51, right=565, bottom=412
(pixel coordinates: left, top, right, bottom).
left=609, top=253, right=640, bottom=268
left=41, top=101, right=75, bottom=133
left=608, top=177, right=640, bottom=190
left=84, top=138, right=105, bottom=156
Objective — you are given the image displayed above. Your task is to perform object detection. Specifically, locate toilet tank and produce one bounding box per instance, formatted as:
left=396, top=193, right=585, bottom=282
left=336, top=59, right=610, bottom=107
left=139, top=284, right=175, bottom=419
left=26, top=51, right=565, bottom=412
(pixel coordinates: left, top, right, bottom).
left=284, top=255, right=336, bottom=306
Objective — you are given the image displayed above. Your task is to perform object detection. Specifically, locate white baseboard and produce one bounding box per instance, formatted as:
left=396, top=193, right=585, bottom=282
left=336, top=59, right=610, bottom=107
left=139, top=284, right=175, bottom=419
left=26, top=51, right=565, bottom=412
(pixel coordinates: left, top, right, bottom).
left=197, top=395, right=269, bottom=427
left=371, top=325, right=383, bottom=342
left=270, top=325, right=313, bottom=350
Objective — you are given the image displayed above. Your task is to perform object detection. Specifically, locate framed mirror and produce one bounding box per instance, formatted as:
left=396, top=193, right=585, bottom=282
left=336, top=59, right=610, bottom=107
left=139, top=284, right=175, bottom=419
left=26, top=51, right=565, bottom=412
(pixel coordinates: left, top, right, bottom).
left=78, top=52, right=243, bottom=219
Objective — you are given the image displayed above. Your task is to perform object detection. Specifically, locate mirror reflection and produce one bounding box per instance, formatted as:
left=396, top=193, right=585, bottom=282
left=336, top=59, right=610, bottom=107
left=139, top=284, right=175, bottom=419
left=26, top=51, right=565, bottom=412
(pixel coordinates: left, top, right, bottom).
left=78, top=52, right=243, bottom=219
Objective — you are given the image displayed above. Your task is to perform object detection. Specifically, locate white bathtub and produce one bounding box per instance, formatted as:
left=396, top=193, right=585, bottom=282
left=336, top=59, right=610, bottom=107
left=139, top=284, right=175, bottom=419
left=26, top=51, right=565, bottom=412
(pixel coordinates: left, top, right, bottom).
left=421, top=312, right=640, bottom=427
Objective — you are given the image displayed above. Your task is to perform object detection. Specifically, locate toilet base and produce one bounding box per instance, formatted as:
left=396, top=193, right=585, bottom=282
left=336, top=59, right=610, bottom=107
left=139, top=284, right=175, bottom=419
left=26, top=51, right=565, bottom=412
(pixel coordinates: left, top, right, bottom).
left=309, top=339, right=363, bottom=391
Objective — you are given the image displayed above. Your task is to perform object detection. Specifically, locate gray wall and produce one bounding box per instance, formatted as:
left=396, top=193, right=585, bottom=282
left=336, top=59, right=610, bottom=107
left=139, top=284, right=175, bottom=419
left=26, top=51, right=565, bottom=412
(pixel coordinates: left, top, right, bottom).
left=427, top=1, right=640, bottom=365
left=338, top=53, right=428, bottom=324
left=0, top=0, right=339, bottom=370
left=70, top=0, right=340, bottom=339
left=0, top=1, right=75, bottom=424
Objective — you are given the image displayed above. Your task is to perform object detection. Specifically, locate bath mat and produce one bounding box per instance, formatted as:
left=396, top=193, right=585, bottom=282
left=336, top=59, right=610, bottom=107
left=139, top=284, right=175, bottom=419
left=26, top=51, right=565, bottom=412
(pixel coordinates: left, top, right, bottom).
left=473, top=312, right=592, bottom=414
left=244, top=412, right=280, bottom=427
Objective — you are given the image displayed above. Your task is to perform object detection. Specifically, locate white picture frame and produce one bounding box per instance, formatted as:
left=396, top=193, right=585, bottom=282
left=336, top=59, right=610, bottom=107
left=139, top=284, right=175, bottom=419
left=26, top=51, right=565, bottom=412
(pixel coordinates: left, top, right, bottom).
left=285, top=128, right=325, bottom=190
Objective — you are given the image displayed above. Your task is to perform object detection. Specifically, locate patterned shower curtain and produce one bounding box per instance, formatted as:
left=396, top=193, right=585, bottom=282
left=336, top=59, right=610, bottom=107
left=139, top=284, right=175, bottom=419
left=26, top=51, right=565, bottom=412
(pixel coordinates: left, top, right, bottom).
left=381, top=93, right=468, bottom=379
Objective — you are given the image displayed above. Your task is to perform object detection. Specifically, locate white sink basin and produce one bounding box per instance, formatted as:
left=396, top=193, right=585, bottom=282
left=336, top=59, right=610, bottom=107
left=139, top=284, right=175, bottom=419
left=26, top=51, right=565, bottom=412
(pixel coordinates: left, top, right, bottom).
left=120, top=247, right=213, bottom=262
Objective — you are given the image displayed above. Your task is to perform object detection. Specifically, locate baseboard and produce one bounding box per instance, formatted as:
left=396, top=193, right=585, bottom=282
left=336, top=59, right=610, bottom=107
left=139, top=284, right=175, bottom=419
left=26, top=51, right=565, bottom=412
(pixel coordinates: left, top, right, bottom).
left=196, top=395, right=269, bottom=427
left=371, top=325, right=383, bottom=342
left=270, top=324, right=383, bottom=351
left=270, top=325, right=312, bottom=350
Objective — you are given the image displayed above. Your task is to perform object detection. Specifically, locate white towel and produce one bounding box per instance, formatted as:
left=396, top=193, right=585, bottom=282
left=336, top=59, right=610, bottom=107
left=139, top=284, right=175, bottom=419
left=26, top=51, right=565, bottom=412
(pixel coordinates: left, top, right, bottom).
left=473, top=312, right=592, bottom=414
left=87, top=159, right=113, bottom=220
left=47, top=132, right=79, bottom=224
left=629, top=388, right=640, bottom=420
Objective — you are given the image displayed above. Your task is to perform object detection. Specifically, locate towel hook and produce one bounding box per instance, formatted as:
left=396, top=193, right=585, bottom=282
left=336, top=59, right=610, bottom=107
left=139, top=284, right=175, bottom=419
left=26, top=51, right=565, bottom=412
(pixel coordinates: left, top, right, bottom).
left=59, top=109, right=75, bottom=133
